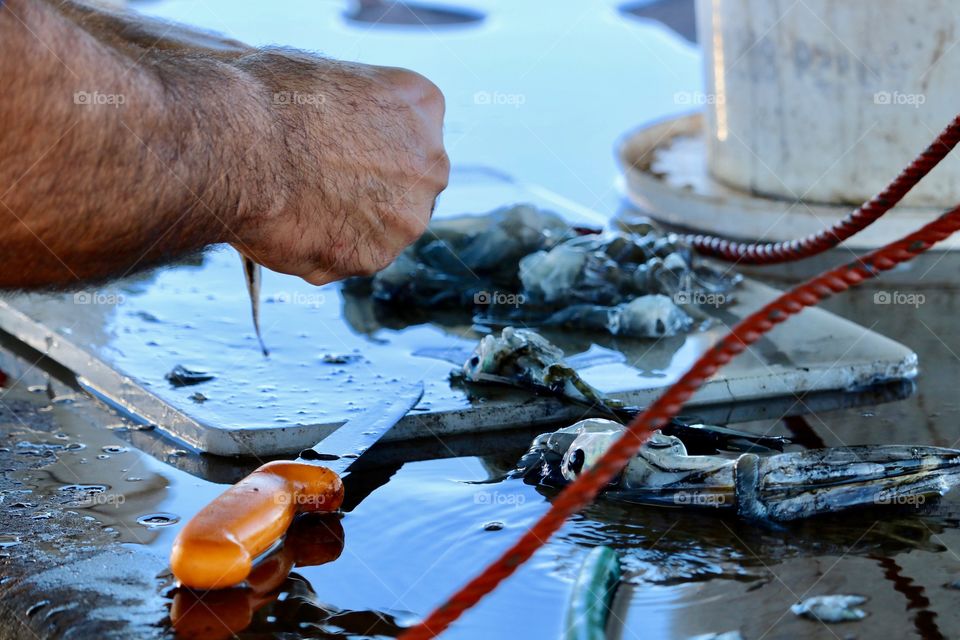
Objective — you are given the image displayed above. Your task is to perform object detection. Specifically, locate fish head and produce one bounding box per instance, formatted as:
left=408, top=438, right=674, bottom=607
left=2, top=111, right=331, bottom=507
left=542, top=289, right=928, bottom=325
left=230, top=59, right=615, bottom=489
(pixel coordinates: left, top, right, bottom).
left=462, top=333, right=501, bottom=381
left=559, top=422, right=692, bottom=484
left=559, top=419, right=626, bottom=482
left=461, top=327, right=564, bottom=382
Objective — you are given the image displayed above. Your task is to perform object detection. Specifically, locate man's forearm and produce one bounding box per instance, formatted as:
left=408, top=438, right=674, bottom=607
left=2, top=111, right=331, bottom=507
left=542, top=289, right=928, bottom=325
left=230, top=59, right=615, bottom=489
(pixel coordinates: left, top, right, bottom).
left=0, top=0, right=273, bottom=288
left=1, top=1, right=447, bottom=290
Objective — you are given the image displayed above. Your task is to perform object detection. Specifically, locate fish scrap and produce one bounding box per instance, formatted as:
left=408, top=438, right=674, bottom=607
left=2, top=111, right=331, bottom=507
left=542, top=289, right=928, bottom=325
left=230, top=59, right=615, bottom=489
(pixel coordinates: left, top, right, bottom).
left=349, top=204, right=741, bottom=338
left=165, top=365, right=215, bottom=388
left=512, top=418, right=960, bottom=522
left=241, top=254, right=269, bottom=356
left=455, top=327, right=789, bottom=453
left=791, top=594, right=868, bottom=623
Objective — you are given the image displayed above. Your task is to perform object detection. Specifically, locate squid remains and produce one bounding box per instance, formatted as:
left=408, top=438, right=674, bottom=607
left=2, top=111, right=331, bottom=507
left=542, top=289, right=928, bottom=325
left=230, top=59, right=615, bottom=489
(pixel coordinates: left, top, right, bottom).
left=512, top=418, right=960, bottom=522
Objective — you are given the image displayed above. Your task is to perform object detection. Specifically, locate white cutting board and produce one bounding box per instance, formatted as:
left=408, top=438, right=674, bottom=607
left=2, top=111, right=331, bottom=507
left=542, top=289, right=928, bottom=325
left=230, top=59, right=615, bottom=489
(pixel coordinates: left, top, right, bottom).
left=0, top=179, right=917, bottom=456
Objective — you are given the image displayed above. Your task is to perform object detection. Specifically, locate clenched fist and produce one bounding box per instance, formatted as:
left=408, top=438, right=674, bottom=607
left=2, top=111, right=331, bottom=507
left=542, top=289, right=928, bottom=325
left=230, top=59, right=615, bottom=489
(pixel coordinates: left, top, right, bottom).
left=0, top=1, right=448, bottom=288
left=233, top=52, right=449, bottom=285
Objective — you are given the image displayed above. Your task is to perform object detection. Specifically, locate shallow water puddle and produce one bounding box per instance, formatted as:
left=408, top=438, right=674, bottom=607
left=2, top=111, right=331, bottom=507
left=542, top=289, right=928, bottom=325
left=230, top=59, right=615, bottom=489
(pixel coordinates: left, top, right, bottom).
left=7, top=385, right=222, bottom=550
left=7, top=367, right=960, bottom=638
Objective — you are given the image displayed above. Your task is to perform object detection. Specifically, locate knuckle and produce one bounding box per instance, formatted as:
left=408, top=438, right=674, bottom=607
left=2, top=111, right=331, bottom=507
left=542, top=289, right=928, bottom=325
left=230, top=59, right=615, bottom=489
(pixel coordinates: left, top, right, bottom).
left=382, top=67, right=445, bottom=109
left=396, top=217, right=418, bottom=247
left=343, top=241, right=395, bottom=277
left=303, top=271, right=331, bottom=286
left=405, top=147, right=449, bottom=189
left=418, top=76, right=445, bottom=111
left=402, top=211, right=430, bottom=243
left=375, top=251, right=397, bottom=271
left=351, top=264, right=377, bottom=278
left=391, top=199, right=430, bottom=243
left=364, top=248, right=396, bottom=274
left=434, top=152, right=451, bottom=190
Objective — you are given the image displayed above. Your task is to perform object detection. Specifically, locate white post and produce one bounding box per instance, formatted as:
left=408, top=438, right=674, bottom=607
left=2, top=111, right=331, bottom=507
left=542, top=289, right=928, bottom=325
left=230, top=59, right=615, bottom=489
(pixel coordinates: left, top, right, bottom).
left=697, top=0, right=960, bottom=207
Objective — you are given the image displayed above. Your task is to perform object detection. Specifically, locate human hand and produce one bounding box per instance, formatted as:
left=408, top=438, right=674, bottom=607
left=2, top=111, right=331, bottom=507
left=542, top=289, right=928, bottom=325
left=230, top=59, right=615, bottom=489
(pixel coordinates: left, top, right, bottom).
left=232, top=51, right=450, bottom=285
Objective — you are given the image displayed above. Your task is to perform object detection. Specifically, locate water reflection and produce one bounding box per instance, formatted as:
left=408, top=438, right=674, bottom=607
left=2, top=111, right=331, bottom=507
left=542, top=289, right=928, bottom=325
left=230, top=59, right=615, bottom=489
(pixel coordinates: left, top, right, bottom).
left=169, top=513, right=409, bottom=639
left=343, top=0, right=484, bottom=27
left=562, top=497, right=960, bottom=584
left=13, top=404, right=171, bottom=545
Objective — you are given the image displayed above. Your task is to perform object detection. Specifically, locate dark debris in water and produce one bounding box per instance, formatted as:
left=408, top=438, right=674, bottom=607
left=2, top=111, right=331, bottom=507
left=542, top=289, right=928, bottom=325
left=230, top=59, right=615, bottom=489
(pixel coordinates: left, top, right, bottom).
left=16, top=440, right=84, bottom=456
left=130, top=310, right=161, bottom=324
left=320, top=353, right=365, bottom=365
left=343, top=0, right=485, bottom=27
left=164, top=365, right=215, bottom=387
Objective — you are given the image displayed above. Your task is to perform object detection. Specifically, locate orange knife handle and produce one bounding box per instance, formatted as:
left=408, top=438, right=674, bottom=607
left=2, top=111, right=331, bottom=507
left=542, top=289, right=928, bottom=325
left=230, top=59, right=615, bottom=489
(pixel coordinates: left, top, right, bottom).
left=170, top=460, right=344, bottom=590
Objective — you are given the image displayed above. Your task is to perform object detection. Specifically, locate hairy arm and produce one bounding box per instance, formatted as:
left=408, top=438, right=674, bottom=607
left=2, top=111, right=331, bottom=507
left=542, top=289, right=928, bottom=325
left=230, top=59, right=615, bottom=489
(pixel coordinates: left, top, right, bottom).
left=0, top=0, right=448, bottom=289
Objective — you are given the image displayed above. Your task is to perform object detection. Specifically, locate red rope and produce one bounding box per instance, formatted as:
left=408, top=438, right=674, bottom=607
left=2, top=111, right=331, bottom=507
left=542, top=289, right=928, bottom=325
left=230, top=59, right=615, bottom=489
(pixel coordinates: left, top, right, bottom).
left=400, top=207, right=960, bottom=639
left=683, top=113, right=960, bottom=264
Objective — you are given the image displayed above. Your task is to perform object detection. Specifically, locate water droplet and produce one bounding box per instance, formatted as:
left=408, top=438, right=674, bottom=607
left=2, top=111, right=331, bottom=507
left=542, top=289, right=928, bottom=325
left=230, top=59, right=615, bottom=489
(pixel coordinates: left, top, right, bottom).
left=136, top=513, right=180, bottom=528
left=58, top=484, right=108, bottom=496
left=96, top=454, right=110, bottom=460
left=483, top=521, right=505, bottom=531
left=101, top=445, right=127, bottom=454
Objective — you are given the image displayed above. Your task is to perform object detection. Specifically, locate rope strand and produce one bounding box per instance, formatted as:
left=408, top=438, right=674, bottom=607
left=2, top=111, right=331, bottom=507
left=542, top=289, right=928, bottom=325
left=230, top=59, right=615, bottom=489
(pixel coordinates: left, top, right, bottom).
left=399, top=112, right=960, bottom=639
left=400, top=206, right=960, bottom=639
left=683, top=114, right=960, bottom=263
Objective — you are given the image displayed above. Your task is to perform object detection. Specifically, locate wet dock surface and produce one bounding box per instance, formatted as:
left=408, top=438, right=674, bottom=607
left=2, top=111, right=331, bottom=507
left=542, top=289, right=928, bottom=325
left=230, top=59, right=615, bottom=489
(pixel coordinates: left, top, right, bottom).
left=4, top=1, right=960, bottom=639
left=4, top=260, right=960, bottom=639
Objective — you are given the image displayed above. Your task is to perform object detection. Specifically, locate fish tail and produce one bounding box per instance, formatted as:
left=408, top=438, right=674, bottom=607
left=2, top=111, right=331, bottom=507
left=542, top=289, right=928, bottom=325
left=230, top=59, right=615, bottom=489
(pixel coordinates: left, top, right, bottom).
left=241, top=254, right=268, bottom=356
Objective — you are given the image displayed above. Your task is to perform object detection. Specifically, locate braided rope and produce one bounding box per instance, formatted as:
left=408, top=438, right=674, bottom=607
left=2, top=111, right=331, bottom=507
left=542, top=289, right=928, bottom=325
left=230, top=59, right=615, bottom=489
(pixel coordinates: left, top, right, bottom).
left=400, top=206, right=960, bottom=639
left=684, top=114, right=960, bottom=263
